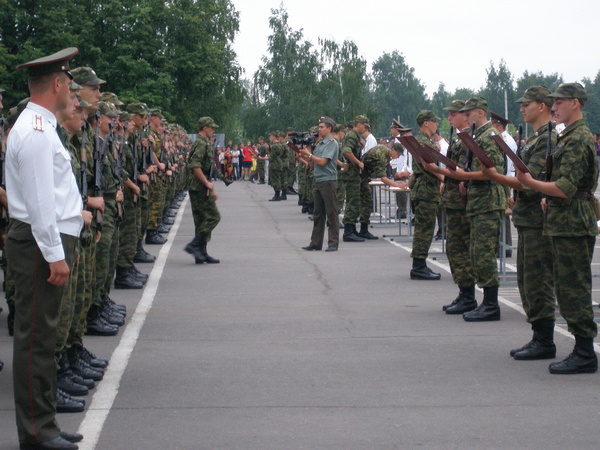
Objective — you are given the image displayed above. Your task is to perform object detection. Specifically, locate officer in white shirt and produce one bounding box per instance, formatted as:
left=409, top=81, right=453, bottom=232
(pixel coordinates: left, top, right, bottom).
left=5, top=48, right=86, bottom=450
left=390, top=120, right=413, bottom=218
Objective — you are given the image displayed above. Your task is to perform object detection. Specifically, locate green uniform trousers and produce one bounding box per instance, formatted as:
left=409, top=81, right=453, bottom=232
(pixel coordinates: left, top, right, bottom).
left=410, top=198, right=438, bottom=259
left=189, top=190, right=221, bottom=241
left=445, top=208, right=476, bottom=288
left=469, top=210, right=502, bottom=288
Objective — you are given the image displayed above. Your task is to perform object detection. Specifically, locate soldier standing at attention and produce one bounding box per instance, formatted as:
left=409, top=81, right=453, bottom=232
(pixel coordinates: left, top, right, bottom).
left=340, top=115, right=368, bottom=242
left=481, top=87, right=557, bottom=359
left=255, top=136, right=268, bottom=184
left=6, top=47, right=84, bottom=450
left=184, top=117, right=221, bottom=264
left=447, top=98, right=507, bottom=321
left=517, top=83, right=598, bottom=374
left=267, top=131, right=288, bottom=201
left=410, top=110, right=443, bottom=280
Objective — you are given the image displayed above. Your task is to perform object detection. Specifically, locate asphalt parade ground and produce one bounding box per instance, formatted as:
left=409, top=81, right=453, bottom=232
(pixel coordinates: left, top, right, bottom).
left=1, top=180, right=600, bottom=449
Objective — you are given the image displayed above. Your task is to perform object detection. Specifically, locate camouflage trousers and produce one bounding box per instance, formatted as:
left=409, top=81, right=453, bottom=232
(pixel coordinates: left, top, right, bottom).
left=297, top=166, right=307, bottom=199
left=147, top=179, right=165, bottom=230
left=551, top=235, right=597, bottom=338
left=270, top=168, right=286, bottom=192
left=445, top=208, right=476, bottom=288
left=70, top=237, right=88, bottom=347
left=255, top=162, right=265, bottom=181
left=164, top=178, right=175, bottom=214
left=342, top=175, right=360, bottom=225
left=359, top=177, right=372, bottom=224
left=95, top=197, right=119, bottom=301
left=117, top=190, right=140, bottom=269
left=516, top=226, right=555, bottom=323
left=189, top=190, right=221, bottom=242
left=305, top=170, right=314, bottom=204
left=410, top=198, right=438, bottom=259
left=469, top=210, right=502, bottom=288
left=139, top=195, right=150, bottom=241
left=287, top=164, right=297, bottom=188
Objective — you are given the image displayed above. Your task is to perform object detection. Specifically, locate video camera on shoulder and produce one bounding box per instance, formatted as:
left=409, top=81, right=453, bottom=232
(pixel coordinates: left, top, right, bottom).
left=291, top=131, right=317, bottom=148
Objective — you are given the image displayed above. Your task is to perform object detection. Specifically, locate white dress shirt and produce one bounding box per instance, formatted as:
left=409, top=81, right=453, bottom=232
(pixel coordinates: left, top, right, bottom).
left=394, top=137, right=413, bottom=174
left=501, top=130, right=518, bottom=177
left=6, top=102, right=83, bottom=262
left=361, top=133, right=377, bottom=156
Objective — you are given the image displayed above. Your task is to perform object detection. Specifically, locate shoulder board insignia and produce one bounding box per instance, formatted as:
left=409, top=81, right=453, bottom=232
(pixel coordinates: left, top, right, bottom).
left=33, top=115, right=44, bottom=131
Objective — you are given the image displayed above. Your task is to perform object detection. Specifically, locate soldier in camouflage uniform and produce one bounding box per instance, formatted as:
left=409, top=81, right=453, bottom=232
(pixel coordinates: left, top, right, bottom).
left=447, top=97, right=507, bottom=321
left=184, top=116, right=221, bottom=264
left=333, top=125, right=346, bottom=216
left=362, top=144, right=408, bottom=189
left=255, top=136, right=268, bottom=184
left=341, top=116, right=368, bottom=242
left=268, top=131, right=288, bottom=201
left=410, top=110, right=443, bottom=280
left=481, top=87, right=557, bottom=359
left=425, top=101, right=477, bottom=313
left=517, top=83, right=598, bottom=374
left=285, top=128, right=298, bottom=195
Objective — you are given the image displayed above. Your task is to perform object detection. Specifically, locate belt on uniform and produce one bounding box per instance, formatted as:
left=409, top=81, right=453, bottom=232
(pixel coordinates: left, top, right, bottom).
left=471, top=180, right=496, bottom=186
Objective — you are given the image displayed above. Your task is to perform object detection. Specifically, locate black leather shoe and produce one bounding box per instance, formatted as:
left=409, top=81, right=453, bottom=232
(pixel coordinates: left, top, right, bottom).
left=100, top=304, right=125, bottom=327
left=70, top=372, right=95, bottom=390
left=85, top=317, right=118, bottom=336
left=57, top=371, right=88, bottom=396
left=342, top=232, right=364, bottom=242
left=145, top=232, right=167, bottom=245
left=325, top=246, right=338, bottom=252
left=129, top=266, right=148, bottom=282
left=162, top=217, right=175, bottom=225
left=463, top=303, right=500, bottom=321
left=56, top=388, right=85, bottom=414
left=549, top=351, right=597, bottom=374
left=302, top=245, right=321, bottom=251
left=445, top=299, right=477, bottom=314
left=20, top=436, right=79, bottom=449
left=157, top=223, right=171, bottom=234
left=114, top=272, right=144, bottom=289
left=76, top=346, right=108, bottom=369
left=514, top=341, right=556, bottom=360
left=70, top=356, right=104, bottom=381
left=359, top=224, right=378, bottom=240
left=103, top=295, right=126, bottom=314
left=269, top=196, right=281, bottom=202
left=165, top=209, right=177, bottom=217
left=442, top=296, right=460, bottom=311
left=410, top=266, right=441, bottom=280
left=59, top=432, right=83, bottom=443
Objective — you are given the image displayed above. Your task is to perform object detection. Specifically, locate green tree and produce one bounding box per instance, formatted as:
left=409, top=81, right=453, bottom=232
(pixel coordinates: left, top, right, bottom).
left=479, top=59, right=517, bottom=122
left=583, top=71, right=600, bottom=133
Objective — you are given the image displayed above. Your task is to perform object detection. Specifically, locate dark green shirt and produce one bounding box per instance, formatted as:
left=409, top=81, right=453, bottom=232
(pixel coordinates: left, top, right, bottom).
left=544, top=118, right=598, bottom=236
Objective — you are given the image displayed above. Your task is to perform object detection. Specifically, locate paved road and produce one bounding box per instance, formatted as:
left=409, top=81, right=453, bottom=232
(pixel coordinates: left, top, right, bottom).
left=1, top=181, right=600, bottom=449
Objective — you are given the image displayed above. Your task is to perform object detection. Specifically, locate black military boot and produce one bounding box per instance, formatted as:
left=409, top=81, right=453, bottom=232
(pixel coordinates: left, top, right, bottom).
left=86, top=304, right=118, bottom=336
left=68, top=347, right=104, bottom=381
left=410, top=258, right=441, bottom=280
left=56, top=387, right=85, bottom=413
left=75, top=345, right=108, bottom=369
left=114, top=267, right=144, bottom=290
left=157, top=223, right=171, bottom=234
left=445, top=285, right=477, bottom=314
left=463, top=286, right=500, bottom=321
left=269, top=190, right=281, bottom=201
left=280, top=191, right=287, bottom=200
left=134, top=241, right=156, bottom=263
left=548, top=335, right=597, bottom=374
left=200, top=238, right=220, bottom=264
left=162, top=217, right=175, bottom=225
left=286, top=186, right=297, bottom=195
left=358, top=222, right=378, bottom=240
left=128, top=265, right=148, bottom=282
left=57, top=353, right=89, bottom=396
left=512, top=319, right=556, bottom=360
left=145, top=230, right=167, bottom=245
left=343, top=224, right=365, bottom=242
left=184, top=235, right=207, bottom=263
left=165, top=208, right=177, bottom=217
left=7, top=301, right=14, bottom=336
left=103, top=294, right=126, bottom=315
left=99, top=302, right=125, bottom=327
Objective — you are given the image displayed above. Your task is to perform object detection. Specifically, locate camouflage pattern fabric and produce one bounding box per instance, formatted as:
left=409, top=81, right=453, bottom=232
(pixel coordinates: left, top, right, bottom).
left=412, top=131, right=440, bottom=202
left=445, top=209, right=476, bottom=288
left=410, top=198, right=438, bottom=259
left=341, top=129, right=362, bottom=225
left=469, top=210, right=502, bottom=288
left=189, top=190, right=220, bottom=241
left=95, top=198, right=118, bottom=301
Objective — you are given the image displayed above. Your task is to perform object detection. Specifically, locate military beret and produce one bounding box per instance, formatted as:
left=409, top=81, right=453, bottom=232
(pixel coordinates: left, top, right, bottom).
left=319, top=116, right=336, bottom=127
left=197, top=116, right=218, bottom=129
left=71, top=66, right=106, bottom=86
left=76, top=94, right=92, bottom=109
left=100, top=92, right=124, bottom=106
left=126, top=103, right=148, bottom=116
left=354, top=115, right=370, bottom=125
left=416, top=110, right=441, bottom=125
left=459, top=97, right=488, bottom=113
left=98, top=101, right=119, bottom=118
left=443, top=99, right=466, bottom=112
left=515, top=86, right=553, bottom=108
left=16, top=48, right=78, bottom=78
left=490, top=111, right=512, bottom=126
left=548, top=83, right=588, bottom=106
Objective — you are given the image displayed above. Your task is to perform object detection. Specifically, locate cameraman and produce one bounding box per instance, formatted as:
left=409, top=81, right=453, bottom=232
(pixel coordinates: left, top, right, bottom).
left=300, top=117, right=340, bottom=252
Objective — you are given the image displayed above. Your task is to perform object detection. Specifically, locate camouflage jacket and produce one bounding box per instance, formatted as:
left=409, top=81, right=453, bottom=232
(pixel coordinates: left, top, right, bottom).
left=465, top=122, right=507, bottom=216
left=412, top=131, right=440, bottom=202
left=269, top=142, right=288, bottom=171
left=512, top=123, right=556, bottom=228
left=362, top=145, right=389, bottom=179
left=186, top=137, right=213, bottom=191
left=441, top=128, right=469, bottom=210
left=340, top=128, right=361, bottom=180
left=544, top=118, right=598, bottom=236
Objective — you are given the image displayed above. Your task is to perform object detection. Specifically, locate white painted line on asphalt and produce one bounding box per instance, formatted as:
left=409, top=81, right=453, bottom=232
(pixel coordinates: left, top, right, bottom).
left=385, top=238, right=598, bottom=351
left=76, top=196, right=188, bottom=450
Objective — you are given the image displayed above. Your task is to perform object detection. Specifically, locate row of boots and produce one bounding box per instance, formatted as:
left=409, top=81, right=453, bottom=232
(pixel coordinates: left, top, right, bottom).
left=442, top=286, right=597, bottom=374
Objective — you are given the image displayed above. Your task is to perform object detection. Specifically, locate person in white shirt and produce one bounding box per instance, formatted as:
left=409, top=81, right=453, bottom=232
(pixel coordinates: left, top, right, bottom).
left=5, top=48, right=87, bottom=450
left=390, top=120, right=413, bottom=218
left=361, top=125, right=377, bottom=156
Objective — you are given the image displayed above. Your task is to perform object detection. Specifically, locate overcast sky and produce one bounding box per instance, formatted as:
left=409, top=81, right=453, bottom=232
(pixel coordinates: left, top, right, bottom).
left=230, top=0, right=599, bottom=97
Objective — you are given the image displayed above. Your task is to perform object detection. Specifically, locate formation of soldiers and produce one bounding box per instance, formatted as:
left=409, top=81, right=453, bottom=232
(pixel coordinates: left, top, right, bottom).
left=0, top=60, right=191, bottom=421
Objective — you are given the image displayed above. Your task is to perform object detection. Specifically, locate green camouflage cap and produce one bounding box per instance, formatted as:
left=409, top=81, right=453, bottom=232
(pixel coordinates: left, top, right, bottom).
left=119, top=111, right=134, bottom=121
left=258, top=136, right=265, bottom=140
left=515, top=86, right=553, bottom=108
left=69, top=80, right=83, bottom=90
left=76, top=94, right=92, bottom=108
left=548, top=83, right=588, bottom=106
left=354, top=115, right=370, bottom=125
left=149, top=108, right=163, bottom=118
left=98, top=101, right=119, bottom=118
left=309, top=126, right=318, bottom=134
left=71, top=67, right=106, bottom=86
left=416, top=110, right=441, bottom=125
left=443, top=99, right=466, bottom=111
left=6, top=97, right=30, bottom=128
left=277, top=130, right=286, bottom=138
left=126, top=102, right=148, bottom=116
left=197, top=116, right=218, bottom=129
left=332, top=124, right=345, bottom=133
left=459, top=96, right=488, bottom=113
left=286, top=127, right=294, bottom=133
left=100, top=92, right=124, bottom=106
left=268, top=131, right=277, bottom=137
